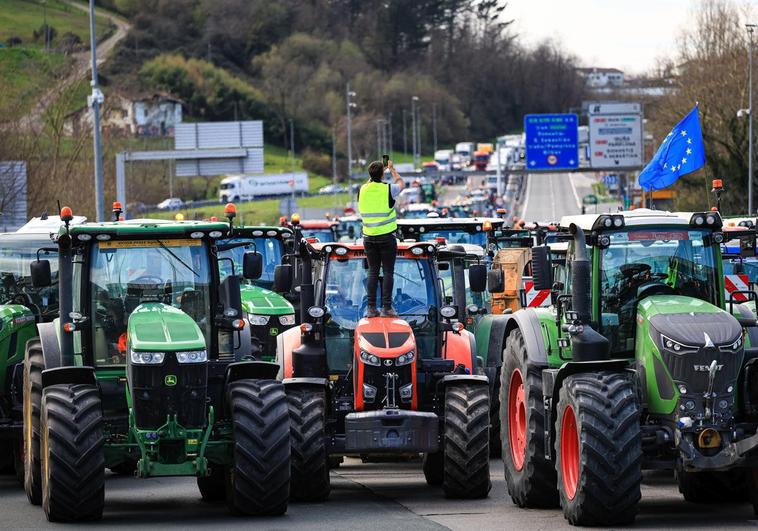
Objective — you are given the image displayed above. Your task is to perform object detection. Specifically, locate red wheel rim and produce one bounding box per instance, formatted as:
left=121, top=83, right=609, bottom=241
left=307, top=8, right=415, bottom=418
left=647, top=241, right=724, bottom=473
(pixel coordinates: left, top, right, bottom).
left=560, top=405, right=579, bottom=500
left=508, top=368, right=527, bottom=471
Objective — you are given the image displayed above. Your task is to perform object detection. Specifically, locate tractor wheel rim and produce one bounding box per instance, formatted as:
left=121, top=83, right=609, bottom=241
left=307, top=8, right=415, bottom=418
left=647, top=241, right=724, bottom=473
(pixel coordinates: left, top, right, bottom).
left=508, top=368, right=527, bottom=471
left=560, top=404, right=579, bottom=500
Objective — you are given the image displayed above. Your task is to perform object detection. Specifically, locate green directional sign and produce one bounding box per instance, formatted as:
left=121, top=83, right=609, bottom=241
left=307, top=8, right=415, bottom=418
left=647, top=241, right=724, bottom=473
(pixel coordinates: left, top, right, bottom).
left=582, top=194, right=598, bottom=205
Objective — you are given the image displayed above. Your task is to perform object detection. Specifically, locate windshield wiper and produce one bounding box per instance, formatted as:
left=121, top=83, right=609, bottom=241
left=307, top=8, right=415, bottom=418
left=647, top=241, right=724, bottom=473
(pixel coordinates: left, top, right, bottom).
left=157, top=240, right=198, bottom=278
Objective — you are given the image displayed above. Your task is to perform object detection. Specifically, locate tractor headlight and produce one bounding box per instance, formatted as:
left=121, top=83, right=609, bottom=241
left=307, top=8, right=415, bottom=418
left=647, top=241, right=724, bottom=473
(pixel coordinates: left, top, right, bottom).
left=130, top=351, right=165, bottom=365
left=249, top=314, right=270, bottom=326
left=399, top=383, right=413, bottom=401
left=279, top=314, right=296, bottom=325
left=721, top=336, right=743, bottom=352
left=661, top=334, right=698, bottom=353
left=363, top=383, right=377, bottom=402
left=360, top=350, right=380, bottom=366
left=396, top=350, right=415, bottom=366
left=176, top=350, right=208, bottom=364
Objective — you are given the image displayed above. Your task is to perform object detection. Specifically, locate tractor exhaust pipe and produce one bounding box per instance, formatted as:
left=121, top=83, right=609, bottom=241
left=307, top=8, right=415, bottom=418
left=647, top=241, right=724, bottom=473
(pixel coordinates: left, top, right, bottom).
left=569, top=224, right=592, bottom=324
left=298, top=239, right=315, bottom=324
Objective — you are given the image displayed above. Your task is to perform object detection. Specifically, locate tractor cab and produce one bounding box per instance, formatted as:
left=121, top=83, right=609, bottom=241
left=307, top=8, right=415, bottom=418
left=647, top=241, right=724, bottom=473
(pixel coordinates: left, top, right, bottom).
left=336, top=215, right=362, bottom=241
left=218, top=225, right=297, bottom=360
left=21, top=212, right=291, bottom=520
left=277, top=240, right=491, bottom=502
left=397, top=217, right=504, bottom=249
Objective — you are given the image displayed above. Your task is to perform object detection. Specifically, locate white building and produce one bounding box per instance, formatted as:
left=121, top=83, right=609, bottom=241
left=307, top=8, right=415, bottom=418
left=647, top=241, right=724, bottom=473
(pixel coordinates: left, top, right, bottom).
left=577, top=67, right=625, bottom=88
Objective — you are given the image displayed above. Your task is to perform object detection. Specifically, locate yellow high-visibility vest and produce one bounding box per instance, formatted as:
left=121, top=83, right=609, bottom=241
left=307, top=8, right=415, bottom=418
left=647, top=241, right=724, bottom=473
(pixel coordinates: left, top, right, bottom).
left=358, top=181, right=397, bottom=236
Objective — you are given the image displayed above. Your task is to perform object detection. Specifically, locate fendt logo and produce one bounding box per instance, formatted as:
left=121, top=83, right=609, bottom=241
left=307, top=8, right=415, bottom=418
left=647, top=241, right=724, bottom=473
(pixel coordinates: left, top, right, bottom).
left=693, top=364, right=723, bottom=372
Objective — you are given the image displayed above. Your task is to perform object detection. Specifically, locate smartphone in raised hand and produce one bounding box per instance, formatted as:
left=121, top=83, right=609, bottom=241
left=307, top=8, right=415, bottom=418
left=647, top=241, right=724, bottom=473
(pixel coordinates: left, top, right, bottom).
left=382, top=154, right=389, bottom=168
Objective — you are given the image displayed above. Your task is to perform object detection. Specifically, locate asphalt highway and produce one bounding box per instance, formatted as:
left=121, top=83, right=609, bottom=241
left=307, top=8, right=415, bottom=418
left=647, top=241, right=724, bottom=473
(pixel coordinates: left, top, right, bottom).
left=2, top=458, right=756, bottom=530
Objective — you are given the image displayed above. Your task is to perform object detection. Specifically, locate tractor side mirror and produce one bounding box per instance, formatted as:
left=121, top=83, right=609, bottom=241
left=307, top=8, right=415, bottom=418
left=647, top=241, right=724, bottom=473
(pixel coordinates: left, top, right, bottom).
left=242, top=251, right=263, bottom=280
left=30, top=260, right=52, bottom=288
left=273, top=264, right=293, bottom=293
left=468, top=264, right=487, bottom=293
left=738, top=315, right=758, bottom=328
left=487, top=269, right=504, bottom=293
left=438, top=262, right=450, bottom=271
left=531, top=245, right=553, bottom=291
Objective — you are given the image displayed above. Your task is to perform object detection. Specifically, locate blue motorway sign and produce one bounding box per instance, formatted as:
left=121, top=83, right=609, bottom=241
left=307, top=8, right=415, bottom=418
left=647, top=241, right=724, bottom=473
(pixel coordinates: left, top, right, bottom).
left=524, top=114, right=579, bottom=170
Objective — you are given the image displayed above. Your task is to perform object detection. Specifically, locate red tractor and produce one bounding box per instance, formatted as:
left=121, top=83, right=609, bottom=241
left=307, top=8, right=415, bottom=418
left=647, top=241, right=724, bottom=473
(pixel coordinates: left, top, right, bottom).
left=276, top=240, right=491, bottom=500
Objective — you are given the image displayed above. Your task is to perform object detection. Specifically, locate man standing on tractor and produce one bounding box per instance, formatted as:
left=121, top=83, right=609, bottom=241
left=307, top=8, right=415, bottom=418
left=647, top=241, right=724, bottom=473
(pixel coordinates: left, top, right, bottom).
left=358, top=157, right=405, bottom=317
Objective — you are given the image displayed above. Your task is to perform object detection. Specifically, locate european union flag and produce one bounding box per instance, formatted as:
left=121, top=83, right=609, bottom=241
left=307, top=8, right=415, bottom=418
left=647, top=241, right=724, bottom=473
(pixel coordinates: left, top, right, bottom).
left=638, top=106, right=706, bottom=191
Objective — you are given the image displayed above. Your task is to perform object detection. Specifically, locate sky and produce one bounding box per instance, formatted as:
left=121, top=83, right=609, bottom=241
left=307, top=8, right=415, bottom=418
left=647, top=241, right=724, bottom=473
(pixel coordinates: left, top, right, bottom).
left=506, top=0, right=695, bottom=75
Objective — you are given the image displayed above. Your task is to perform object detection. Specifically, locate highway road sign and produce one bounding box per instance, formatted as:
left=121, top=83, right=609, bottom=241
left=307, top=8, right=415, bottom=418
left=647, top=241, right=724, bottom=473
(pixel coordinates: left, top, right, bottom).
left=582, top=194, right=598, bottom=205
left=603, top=174, right=618, bottom=186
left=524, top=114, right=579, bottom=170
left=588, top=102, right=643, bottom=169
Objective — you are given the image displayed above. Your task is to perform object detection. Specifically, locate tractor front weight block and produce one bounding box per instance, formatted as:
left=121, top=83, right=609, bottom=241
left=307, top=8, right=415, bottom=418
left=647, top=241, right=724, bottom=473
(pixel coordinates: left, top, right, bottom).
left=344, top=409, right=439, bottom=453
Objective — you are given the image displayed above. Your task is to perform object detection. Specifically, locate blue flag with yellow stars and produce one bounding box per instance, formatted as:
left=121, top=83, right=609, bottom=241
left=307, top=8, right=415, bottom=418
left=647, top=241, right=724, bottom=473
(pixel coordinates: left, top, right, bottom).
left=638, top=106, right=706, bottom=191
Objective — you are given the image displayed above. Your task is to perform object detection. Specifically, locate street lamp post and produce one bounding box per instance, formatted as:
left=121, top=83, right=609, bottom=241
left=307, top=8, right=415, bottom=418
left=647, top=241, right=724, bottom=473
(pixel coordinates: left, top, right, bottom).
left=289, top=118, right=296, bottom=213
left=432, top=103, right=437, bottom=154
left=88, top=0, right=104, bottom=222
left=749, top=24, right=756, bottom=215
left=346, top=83, right=357, bottom=206
left=402, top=109, right=408, bottom=162
left=411, top=96, right=419, bottom=168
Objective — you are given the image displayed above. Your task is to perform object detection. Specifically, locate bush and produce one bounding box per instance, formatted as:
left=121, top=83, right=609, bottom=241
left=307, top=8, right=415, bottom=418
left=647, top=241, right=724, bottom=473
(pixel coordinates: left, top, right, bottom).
left=60, top=32, right=82, bottom=54
left=33, top=24, right=57, bottom=44
left=302, top=149, right=331, bottom=177
left=6, top=37, right=22, bottom=47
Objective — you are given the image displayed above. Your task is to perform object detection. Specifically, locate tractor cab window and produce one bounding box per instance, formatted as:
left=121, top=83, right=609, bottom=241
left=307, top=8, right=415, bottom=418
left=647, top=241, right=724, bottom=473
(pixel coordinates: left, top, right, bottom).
left=723, top=258, right=758, bottom=284
left=0, top=236, right=59, bottom=320
left=323, top=256, right=437, bottom=371
left=418, top=230, right=487, bottom=247
left=88, top=239, right=213, bottom=366
left=599, top=229, right=719, bottom=354
left=219, top=237, right=283, bottom=289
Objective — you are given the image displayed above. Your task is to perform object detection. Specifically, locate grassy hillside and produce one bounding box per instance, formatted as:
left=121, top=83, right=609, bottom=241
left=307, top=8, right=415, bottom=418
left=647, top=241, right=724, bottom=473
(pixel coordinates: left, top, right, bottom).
left=0, top=0, right=110, bottom=48
left=0, top=48, right=67, bottom=117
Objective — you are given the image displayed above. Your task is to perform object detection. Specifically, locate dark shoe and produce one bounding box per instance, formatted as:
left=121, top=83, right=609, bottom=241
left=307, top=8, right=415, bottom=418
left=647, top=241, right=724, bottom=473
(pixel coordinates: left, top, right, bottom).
left=381, top=308, right=398, bottom=318
left=366, top=306, right=380, bottom=318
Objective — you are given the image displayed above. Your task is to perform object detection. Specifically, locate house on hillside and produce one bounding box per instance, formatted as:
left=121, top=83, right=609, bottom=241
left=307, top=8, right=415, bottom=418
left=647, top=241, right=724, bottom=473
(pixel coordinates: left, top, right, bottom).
left=64, top=92, right=183, bottom=137
left=577, top=67, right=625, bottom=88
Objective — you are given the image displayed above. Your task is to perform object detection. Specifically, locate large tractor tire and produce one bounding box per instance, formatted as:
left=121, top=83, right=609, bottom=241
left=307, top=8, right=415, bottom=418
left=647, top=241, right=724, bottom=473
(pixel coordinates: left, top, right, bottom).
left=677, top=467, right=748, bottom=504
left=23, top=339, right=44, bottom=505
left=226, top=379, right=290, bottom=516
left=197, top=465, right=226, bottom=502
left=500, top=328, right=558, bottom=508
left=41, top=384, right=105, bottom=522
left=442, top=383, right=491, bottom=499
left=554, top=372, right=641, bottom=526
left=287, top=385, right=330, bottom=502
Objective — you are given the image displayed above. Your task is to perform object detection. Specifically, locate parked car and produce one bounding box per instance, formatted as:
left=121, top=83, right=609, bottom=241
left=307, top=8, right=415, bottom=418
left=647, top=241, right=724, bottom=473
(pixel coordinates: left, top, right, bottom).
left=319, top=184, right=347, bottom=195
left=157, top=197, right=184, bottom=210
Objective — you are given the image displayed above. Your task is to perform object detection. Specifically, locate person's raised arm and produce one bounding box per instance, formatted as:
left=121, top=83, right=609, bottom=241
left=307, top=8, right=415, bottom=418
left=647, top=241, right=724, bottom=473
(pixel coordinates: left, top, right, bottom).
left=387, top=160, right=405, bottom=189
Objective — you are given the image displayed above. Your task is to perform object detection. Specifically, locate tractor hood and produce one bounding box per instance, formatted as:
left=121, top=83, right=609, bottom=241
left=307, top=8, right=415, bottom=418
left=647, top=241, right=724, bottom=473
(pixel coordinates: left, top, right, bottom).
left=355, top=317, right=416, bottom=356
left=240, top=284, right=294, bottom=316
left=127, top=302, right=206, bottom=352
left=639, top=295, right=741, bottom=348
left=0, top=304, right=35, bottom=342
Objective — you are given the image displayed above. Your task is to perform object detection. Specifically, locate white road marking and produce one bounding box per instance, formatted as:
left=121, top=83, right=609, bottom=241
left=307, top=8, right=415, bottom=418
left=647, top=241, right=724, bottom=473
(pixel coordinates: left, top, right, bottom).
left=520, top=174, right=532, bottom=218
left=568, top=173, right=581, bottom=209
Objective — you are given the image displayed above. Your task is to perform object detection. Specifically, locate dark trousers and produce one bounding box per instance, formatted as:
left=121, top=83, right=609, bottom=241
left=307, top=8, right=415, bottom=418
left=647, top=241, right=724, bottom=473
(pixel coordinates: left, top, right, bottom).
left=364, top=233, right=397, bottom=309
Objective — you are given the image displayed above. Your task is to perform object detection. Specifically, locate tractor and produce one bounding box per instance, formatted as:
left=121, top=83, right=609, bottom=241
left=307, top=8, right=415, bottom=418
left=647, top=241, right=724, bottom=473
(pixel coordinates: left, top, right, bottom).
left=275, top=239, right=491, bottom=501
left=22, top=209, right=290, bottom=521
left=495, top=208, right=758, bottom=525
left=218, top=224, right=298, bottom=359
left=397, top=217, right=504, bottom=249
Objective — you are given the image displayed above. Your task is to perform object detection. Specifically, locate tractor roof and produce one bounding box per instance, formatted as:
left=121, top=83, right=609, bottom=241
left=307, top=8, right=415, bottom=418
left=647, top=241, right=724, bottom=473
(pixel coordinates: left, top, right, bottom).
left=310, top=241, right=433, bottom=253
left=67, top=218, right=230, bottom=237
left=16, top=215, right=87, bottom=234
left=561, top=208, right=695, bottom=231
left=401, top=203, right=436, bottom=211
left=438, top=243, right=486, bottom=258
left=233, top=226, right=293, bottom=237
left=397, top=217, right=503, bottom=227
left=297, top=220, right=337, bottom=229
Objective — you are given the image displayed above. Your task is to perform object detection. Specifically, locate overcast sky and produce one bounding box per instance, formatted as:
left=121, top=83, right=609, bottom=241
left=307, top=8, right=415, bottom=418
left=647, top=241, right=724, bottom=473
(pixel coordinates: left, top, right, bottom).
left=507, top=0, right=695, bottom=75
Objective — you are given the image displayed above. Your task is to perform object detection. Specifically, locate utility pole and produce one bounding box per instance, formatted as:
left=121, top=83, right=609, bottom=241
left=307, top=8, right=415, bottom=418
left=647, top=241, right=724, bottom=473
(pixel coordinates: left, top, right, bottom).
left=402, top=109, right=408, bottom=162
left=411, top=96, right=419, bottom=168
left=332, top=127, right=338, bottom=211
left=290, top=118, right=295, bottom=212
left=346, top=83, right=357, bottom=205
left=388, top=112, right=393, bottom=156
left=376, top=119, right=382, bottom=159
left=432, top=103, right=437, bottom=154
left=749, top=24, right=756, bottom=214
left=88, top=0, right=104, bottom=222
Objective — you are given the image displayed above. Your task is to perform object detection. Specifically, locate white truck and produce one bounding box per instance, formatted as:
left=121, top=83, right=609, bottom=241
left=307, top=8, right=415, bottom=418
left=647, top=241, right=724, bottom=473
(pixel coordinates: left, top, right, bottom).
left=218, top=172, right=309, bottom=202
left=434, top=149, right=454, bottom=171
left=454, top=142, right=476, bottom=165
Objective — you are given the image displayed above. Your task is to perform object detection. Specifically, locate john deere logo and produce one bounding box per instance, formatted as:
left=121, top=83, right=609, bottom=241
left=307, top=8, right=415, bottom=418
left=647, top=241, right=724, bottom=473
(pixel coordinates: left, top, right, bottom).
left=165, top=375, right=177, bottom=386
left=269, top=327, right=279, bottom=336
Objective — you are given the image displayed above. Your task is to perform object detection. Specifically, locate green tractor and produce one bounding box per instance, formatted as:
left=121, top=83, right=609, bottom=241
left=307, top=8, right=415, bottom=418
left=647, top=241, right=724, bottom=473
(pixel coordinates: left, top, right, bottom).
left=0, top=226, right=63, bottom=480
left=22, top=209, right=290, bottom=521
left=218, top=225, right=297, bottom=360
left=493, top=209, right=758, bottom=526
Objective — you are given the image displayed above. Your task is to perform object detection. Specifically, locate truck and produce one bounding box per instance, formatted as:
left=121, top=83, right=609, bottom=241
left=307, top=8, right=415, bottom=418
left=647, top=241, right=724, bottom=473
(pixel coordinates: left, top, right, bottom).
left=455, top=142, right=476, bottom=164
left=218, top=172, right=309, bottom=203
left=434, top=149, right=454, bottom=172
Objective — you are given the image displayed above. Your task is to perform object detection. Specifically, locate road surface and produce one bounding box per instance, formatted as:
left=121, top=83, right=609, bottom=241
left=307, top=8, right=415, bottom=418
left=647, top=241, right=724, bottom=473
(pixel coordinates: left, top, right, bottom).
left=2, top=458, right=756, bottom=530
left=519, top=173, right=619, bottom=222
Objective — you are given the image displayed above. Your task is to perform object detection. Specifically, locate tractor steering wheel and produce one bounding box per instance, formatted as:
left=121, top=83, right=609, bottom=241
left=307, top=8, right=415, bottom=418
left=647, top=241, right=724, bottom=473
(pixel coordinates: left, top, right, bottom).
left=620, top=263, right=651, bottom=279
left=637, top=281, right=676, bottom=300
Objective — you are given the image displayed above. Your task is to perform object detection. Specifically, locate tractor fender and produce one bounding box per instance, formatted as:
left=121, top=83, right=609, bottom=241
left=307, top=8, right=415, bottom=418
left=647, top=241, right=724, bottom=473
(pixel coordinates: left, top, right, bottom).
left=41, top=366, right=96, bottom=389
left=37, top=321, right=62, bottom=370
left=276, top=326, right=302, bottom=379
left=439, top=374, right=489, bottom=387
left=226, top=360, right=280, bottom=384
left=443, top=329, right=476, bottom=373
left=541, top=359, right=633, bottom=459
left=502, top=309, right=549, bottom=367
left=282, top=377, right=328, bottom=388
left=736, top=303, right=758, bottom=348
